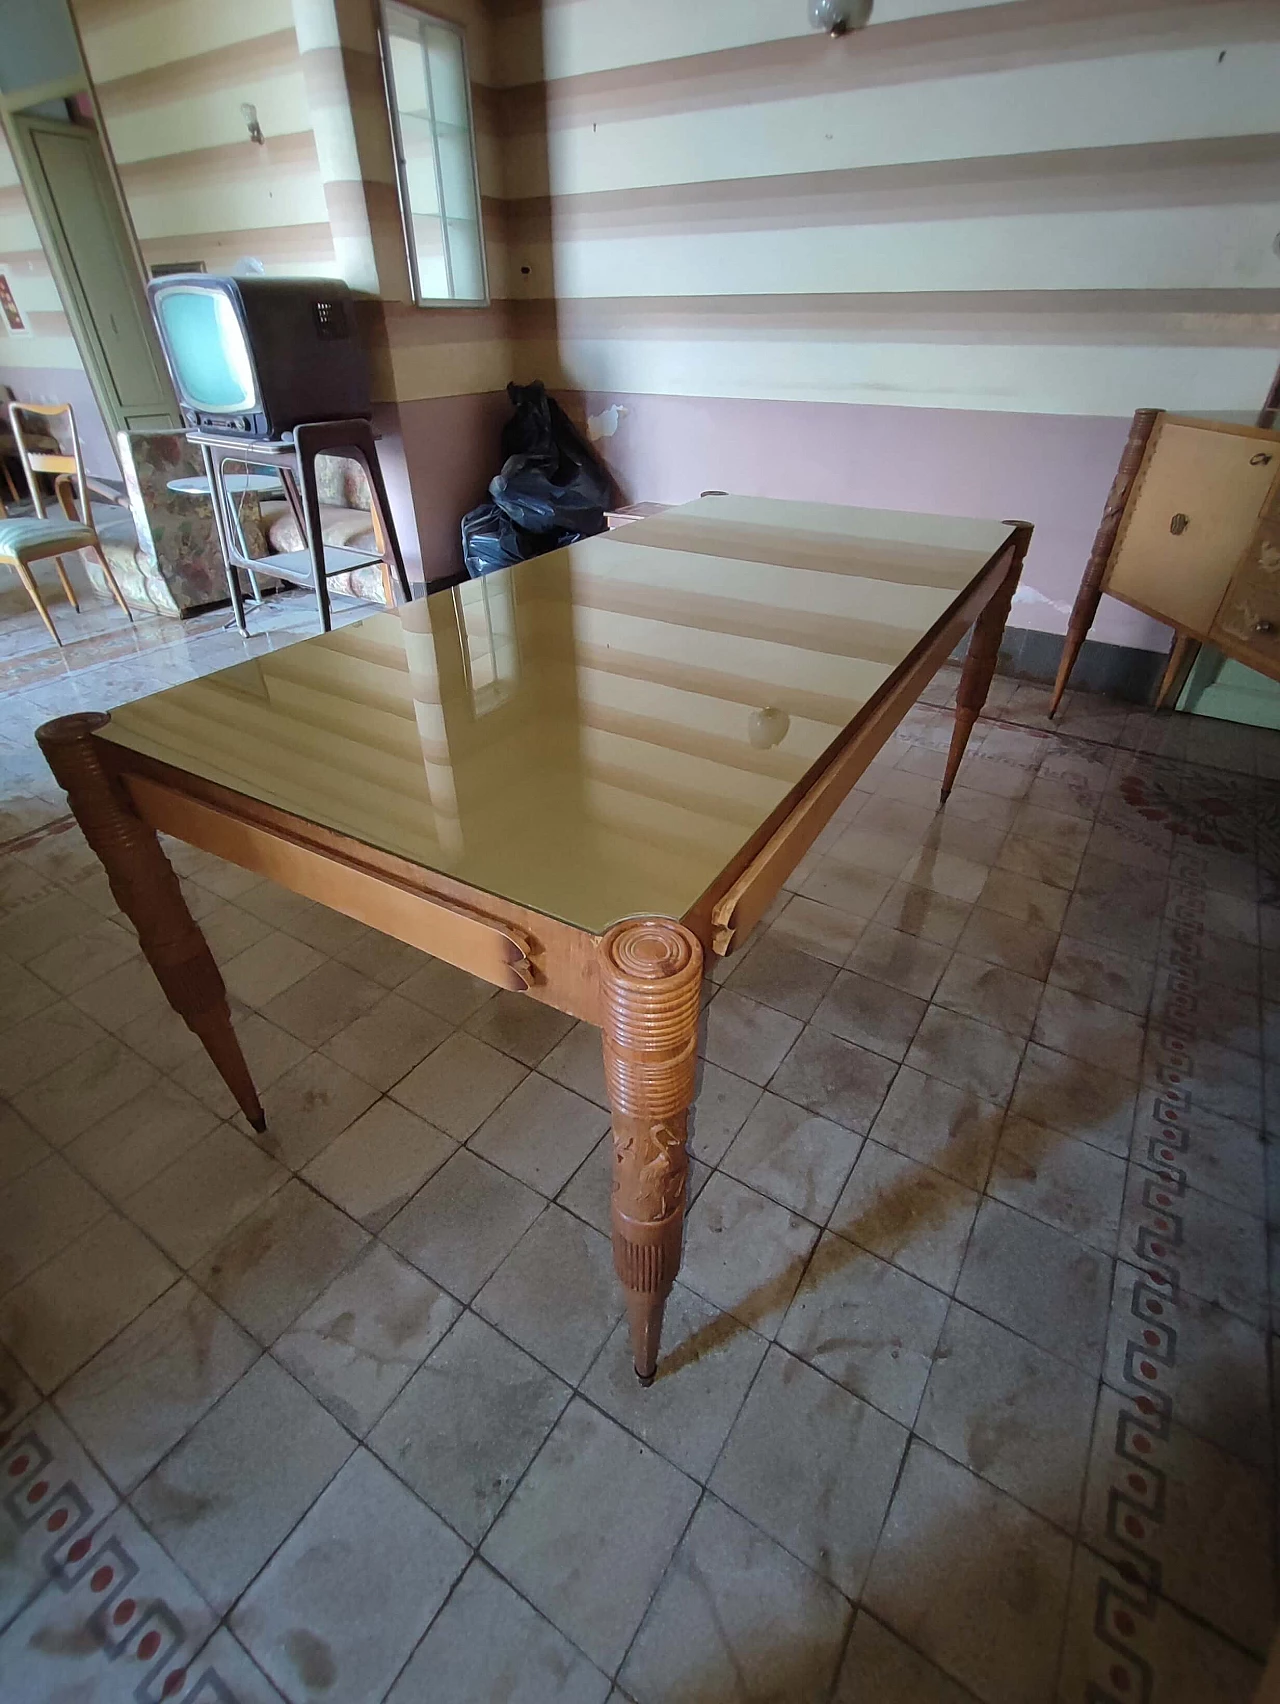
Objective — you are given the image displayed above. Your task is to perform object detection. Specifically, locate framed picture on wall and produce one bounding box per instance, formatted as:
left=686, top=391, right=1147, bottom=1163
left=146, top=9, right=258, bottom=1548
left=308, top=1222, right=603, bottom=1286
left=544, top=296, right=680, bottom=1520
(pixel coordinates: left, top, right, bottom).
left=0, top=271, right=32, bottom=336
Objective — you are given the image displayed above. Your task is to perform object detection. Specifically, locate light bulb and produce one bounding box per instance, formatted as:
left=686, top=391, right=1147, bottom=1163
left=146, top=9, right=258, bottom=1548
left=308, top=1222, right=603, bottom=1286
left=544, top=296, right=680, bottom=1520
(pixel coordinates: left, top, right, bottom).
left=809, top=0, right=871, bottom=33
left=809, top=0, right=850, bottom=34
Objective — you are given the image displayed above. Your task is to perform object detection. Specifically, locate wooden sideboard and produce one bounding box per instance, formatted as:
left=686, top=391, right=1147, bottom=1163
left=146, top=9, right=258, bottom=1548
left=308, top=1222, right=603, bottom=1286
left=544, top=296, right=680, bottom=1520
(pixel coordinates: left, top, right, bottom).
left=1050, top=412, right=1280, bottom=713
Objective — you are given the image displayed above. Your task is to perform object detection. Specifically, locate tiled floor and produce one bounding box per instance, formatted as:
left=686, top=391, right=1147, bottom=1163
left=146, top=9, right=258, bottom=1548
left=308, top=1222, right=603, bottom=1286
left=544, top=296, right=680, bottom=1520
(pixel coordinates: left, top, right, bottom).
left=1, top=575, right=1279, bottom=1701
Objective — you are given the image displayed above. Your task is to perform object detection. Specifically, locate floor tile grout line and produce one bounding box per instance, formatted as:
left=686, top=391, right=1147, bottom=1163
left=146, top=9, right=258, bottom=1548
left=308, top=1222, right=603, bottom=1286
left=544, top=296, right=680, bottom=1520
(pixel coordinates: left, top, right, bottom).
left=10, top=804, right=1213, bottom=1513
left=1049, top=1340, right=1112, bottom=1700
left=5, top=664, right=1274, bottom=1690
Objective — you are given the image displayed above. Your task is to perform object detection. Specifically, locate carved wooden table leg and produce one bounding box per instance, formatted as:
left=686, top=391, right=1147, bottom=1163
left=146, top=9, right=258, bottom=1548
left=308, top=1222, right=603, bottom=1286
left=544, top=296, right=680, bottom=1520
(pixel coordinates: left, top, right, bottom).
left=940, top=522, right=1033, bottom=802
left=598, top=917, right=703, bottom=1385
left=35, top=713, right=266, bottom=1132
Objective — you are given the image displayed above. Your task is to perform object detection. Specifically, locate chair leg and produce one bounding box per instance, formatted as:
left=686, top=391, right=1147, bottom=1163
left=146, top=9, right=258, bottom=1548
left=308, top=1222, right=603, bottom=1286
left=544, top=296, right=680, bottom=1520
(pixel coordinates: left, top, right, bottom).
left=8, top=556, right=61, bottom=645
left=87, top=544, right=134, bottom=622
left=53, top=555, right=81, bottom=612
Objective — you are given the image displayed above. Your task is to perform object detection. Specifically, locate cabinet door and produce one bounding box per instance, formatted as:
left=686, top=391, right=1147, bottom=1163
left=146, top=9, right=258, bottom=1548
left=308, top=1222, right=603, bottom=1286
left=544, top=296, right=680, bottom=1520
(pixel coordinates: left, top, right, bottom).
left=1209, top=488, right=1280, bottom=681
left=1105, top=419, right=1279, bottom=633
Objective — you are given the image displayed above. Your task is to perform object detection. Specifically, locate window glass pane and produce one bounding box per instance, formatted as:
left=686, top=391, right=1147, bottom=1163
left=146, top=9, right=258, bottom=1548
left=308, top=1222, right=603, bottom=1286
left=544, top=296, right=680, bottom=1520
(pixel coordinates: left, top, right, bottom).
left=435, top=129, right=478, bottom=224
left=388, top=32, right=429, bottom=116
left=413, top=221, right=449, bottom=298
left=423, top=25, right=470, bottom=129
left=382, top=2, right=487, bottom=304
left=445, top=221, right=485, bottom=300
left=400, top=116, right=441, bottom=215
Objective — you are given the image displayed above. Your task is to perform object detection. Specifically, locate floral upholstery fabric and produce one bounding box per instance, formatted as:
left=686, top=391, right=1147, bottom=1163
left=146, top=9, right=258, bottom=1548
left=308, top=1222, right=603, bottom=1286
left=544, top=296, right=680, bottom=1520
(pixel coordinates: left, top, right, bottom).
left=83, top=440, right=389, bottom=617
left=260, top=455, right=390, bottom=608
left=259, top=501, right=377, bottom=556
left=83, top=432, right=270, bottom=618
left=314, top=455, right=372, bottom=511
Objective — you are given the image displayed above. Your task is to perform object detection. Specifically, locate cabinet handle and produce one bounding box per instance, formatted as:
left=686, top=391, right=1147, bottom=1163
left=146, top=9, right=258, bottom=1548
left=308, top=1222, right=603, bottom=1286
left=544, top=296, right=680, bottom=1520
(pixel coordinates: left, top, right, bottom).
left=1255, top=619, right=1275, bottom=635
left=1169, top=513, right=1190, bottom=536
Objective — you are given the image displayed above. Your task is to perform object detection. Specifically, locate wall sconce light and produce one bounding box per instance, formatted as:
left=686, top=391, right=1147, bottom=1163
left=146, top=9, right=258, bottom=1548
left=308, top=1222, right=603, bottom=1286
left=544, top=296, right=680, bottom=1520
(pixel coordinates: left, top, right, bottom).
left=241, top=102, right=265, bottom=145
left=808, top=0, right=871, bottom=35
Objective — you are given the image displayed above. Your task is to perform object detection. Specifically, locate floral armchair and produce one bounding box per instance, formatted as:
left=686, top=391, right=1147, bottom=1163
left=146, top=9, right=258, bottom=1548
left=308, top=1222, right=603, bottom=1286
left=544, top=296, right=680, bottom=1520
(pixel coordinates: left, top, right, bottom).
left=82, top=431, right=269, bottom=618
left=258, top=455, right=391, bottom=605
left=84, top=435, right=394, bottom=617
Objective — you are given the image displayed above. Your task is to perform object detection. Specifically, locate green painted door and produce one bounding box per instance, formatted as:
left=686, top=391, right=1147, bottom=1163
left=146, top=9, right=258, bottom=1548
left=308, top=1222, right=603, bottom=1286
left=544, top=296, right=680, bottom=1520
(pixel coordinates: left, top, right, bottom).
left=13, top=115, right=177, bottom=432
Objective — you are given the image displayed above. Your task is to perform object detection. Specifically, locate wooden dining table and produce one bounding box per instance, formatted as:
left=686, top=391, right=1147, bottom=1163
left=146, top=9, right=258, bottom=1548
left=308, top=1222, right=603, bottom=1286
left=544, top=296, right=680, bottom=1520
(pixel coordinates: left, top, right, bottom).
left=35, top=494, right=1029, bottom=1385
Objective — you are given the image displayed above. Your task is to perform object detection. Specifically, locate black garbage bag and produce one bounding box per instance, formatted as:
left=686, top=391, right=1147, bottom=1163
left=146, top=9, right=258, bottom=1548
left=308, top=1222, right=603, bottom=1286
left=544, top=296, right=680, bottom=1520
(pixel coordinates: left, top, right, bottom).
left=460, top=502, right=579, bottom=578
left=462, top=381, right=612, bottom=576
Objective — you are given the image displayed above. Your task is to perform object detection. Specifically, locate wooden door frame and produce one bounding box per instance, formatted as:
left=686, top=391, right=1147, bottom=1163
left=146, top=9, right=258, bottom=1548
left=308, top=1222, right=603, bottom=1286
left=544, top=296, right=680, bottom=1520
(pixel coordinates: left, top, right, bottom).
left=1, top=86, right=177, bottom=436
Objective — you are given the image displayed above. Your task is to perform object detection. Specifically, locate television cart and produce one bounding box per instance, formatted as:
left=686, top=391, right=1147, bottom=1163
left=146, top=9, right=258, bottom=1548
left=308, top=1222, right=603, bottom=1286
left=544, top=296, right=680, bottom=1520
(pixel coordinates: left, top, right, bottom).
left=188, top=417, right=413, bottom=635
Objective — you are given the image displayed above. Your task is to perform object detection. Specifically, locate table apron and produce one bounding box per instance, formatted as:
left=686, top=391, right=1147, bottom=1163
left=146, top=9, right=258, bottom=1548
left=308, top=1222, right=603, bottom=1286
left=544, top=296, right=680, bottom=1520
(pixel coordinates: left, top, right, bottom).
left=704, top=536, right=1020, bottom=955
left=119, top=771, right=589, bottom=1010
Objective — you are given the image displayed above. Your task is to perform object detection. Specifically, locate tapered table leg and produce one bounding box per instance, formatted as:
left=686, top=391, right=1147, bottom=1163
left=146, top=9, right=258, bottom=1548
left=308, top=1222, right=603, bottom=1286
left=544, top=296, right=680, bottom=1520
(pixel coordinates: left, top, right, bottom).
left=35, top=713, right=266, bottom=1132
left=1154, top=631, right=1199, bottom=711
left=1049, top=407, right=1159, bottom=716
left=941, top=523, right=1033, bottom=802
left=598, top=917, right=703, bottom=1385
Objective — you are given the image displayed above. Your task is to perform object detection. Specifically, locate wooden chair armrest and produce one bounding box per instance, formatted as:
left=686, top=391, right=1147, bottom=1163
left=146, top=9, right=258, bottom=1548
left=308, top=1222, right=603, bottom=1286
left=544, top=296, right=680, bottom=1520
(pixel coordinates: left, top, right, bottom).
left=53, top=473, right=82, bottom=524
left=85, top=475, right=127, bottom=505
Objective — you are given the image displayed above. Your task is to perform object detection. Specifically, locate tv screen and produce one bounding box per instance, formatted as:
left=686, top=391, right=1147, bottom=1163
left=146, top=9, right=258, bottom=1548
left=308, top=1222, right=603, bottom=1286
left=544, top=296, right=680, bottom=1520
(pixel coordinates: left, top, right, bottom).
left=146, top=275, right=371, bottom=440
left=153, top=286, right=257, bottom=415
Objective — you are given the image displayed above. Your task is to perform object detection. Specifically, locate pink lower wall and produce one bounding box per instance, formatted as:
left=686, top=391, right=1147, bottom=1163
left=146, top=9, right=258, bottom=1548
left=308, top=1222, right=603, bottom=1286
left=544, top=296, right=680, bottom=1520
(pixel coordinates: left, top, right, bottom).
left=573, top=391, right=1169, bottom=652
left=0, top=364, right=119, bottom=480
left=380, top=391, right=511, bottom=585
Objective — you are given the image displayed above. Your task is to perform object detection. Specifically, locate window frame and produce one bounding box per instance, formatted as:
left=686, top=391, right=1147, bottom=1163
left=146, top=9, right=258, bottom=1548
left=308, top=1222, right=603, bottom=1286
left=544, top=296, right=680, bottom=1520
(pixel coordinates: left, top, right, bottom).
left=378, top=0, right=490, bottom=309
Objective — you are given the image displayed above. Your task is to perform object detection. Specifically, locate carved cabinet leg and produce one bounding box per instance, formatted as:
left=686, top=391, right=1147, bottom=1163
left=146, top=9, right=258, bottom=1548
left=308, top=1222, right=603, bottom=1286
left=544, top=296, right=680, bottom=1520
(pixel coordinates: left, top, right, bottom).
left=941, top=523, right=1032, bottom=802
left=35, top=714, right=266, bottom=1132
left=598, top=917, right=703, bottom=1385
left=1049, top=407, right=1159, bottom=716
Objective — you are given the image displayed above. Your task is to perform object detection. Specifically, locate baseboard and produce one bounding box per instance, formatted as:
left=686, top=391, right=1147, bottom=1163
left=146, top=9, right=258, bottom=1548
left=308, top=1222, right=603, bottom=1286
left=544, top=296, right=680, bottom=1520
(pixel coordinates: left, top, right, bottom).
left=952, top=624, right=1164, bottom=704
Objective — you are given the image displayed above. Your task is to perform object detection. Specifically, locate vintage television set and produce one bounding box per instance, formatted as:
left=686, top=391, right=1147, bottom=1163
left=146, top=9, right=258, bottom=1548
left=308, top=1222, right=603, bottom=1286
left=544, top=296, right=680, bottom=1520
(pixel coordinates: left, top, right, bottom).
left=146, top=275, right=371, bottom=440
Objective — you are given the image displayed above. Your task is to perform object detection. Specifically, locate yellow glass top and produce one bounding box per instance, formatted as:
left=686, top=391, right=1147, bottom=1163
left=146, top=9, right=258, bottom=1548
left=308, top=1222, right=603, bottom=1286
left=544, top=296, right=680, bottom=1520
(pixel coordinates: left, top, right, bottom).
left=101, top=496, right=1014, bottom=934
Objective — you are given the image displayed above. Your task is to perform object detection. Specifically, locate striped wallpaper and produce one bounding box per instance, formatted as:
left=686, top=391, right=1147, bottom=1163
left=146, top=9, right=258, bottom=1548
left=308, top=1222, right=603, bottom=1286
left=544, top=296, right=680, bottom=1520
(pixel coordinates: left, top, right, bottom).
left=490, top=0, right=1280, bottom=419
left=13, top=1, right=1280, bottom=419
left=73, top=0, right=337, bottom=280
left=9, top=0, right=1279, bottom=609
left=70, top=0, right=518, bottom=405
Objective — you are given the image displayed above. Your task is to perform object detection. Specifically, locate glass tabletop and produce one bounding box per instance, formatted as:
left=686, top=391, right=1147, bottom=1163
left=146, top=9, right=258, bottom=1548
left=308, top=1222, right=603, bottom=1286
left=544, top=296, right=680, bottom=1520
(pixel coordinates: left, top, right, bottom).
left=100, top=495, right=1014, bottom=934
left=167, top=474, right=285, bottom=496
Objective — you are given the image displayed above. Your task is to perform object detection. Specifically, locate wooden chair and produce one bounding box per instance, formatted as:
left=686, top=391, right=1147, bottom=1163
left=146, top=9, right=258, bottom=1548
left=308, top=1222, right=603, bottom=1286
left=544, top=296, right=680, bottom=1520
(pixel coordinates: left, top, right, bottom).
left=1, top=401, right=133, bottom=645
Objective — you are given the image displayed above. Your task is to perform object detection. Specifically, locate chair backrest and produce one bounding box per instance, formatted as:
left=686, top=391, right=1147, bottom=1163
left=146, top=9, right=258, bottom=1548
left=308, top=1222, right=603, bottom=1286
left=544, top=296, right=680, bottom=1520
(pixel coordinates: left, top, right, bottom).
left=8, top=401, right=87, bottom=523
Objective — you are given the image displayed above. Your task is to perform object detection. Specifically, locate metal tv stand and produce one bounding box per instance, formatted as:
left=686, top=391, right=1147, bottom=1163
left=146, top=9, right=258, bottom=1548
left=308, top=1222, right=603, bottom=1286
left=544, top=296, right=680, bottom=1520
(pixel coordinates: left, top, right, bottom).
left=188, top=416, right=413, bottom=635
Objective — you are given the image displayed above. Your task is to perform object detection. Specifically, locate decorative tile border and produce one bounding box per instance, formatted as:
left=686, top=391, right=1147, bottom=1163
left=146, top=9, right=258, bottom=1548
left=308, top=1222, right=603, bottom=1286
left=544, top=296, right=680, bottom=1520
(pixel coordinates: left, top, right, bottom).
left=1081, top=845, right=1260, bottom=1700
left=0, top=1395, right=240, bottom=1704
